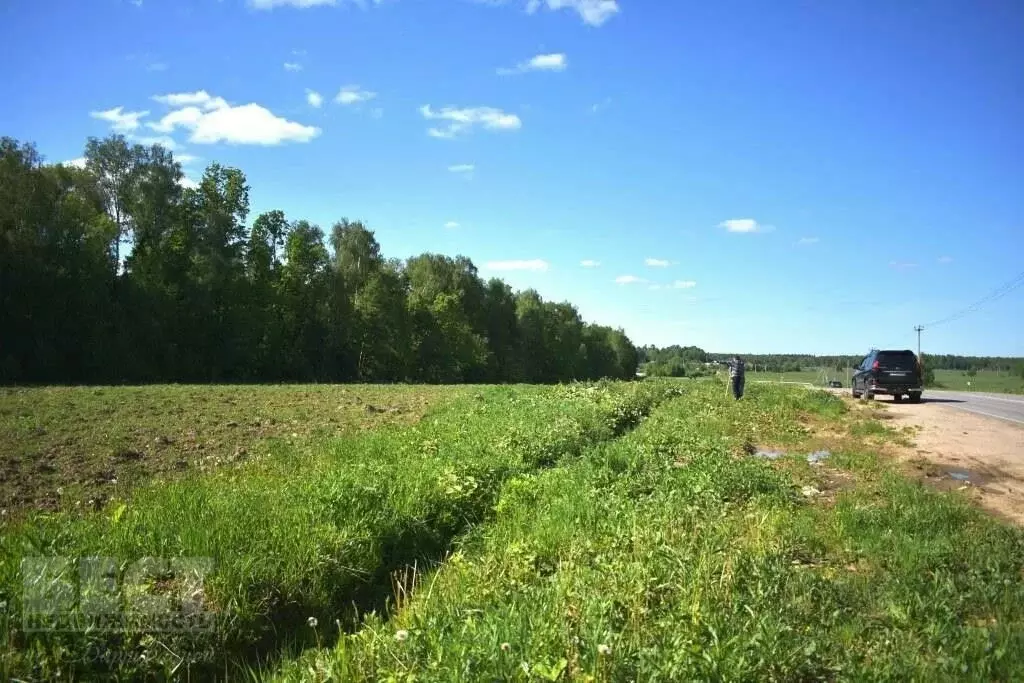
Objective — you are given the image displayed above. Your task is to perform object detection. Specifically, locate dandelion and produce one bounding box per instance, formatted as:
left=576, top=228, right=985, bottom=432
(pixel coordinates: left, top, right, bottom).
left=500, top=642, right=511, bottom=653
left=57, top=487, right=64, bottom=496
left=335, top=619, right=342, bottom=631
left=111, top=478, right=118, bottom=485
left=598, top=644, right=612, bottom=656
left=307, top=616, right=318, bottom=628
left=395, top=629, right=409, bottom=642
left=292, top=432, right=299, bottom=438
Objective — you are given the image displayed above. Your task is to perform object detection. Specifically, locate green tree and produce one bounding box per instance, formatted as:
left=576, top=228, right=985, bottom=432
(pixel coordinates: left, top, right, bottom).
left=0, top=133, right=644, bottom=386
left=84, top=135, right=148, bottom=275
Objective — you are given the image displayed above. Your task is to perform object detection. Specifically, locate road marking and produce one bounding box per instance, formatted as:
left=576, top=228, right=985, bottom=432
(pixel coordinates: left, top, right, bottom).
left=949, top=404, right=1024, bottom=426
left=933, top=391, right=1024, bottom=404
left=956, top=393, right=1024, bottom=406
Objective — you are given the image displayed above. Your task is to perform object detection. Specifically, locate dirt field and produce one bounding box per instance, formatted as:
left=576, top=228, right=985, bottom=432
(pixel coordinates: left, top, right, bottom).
left=0, top=384, right=463, bottom=517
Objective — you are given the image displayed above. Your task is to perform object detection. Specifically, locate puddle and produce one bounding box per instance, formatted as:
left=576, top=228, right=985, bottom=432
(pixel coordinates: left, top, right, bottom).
left=807, top=450, right=831, bottom=465
left=753, top=449, right=785, bottom=460
left=750, top=448, right=832, bottom=465
left=944, top=469, right=990, bottom=486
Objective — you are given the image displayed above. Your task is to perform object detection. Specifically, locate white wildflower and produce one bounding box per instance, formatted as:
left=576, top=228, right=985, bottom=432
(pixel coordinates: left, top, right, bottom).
left=500, top=642, right=511, bottom=653
left=307, top=616, right=318, bottom=628
left=598, top=643, right=612, bottom=656
left=395, top=629, right=409, bottom=642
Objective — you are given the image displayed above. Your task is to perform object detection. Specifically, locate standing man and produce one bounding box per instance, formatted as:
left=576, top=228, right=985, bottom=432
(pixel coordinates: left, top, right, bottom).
left=725, top=355, right=746, bottom=400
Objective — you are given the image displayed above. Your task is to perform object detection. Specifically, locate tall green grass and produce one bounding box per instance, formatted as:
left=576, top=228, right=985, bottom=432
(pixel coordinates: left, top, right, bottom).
left=0, top=381, right=675, bottom=679
left=269, top=383, right=1024, bottom=681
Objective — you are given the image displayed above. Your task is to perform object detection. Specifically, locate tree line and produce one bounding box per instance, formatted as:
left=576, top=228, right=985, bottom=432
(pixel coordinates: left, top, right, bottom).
left=640, top=347, right=1023, bottom=377
left=0, top=135, right=639, bottom=385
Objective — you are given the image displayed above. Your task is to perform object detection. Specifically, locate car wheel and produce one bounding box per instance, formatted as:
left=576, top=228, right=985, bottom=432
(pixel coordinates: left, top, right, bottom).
left=864, top=390, right=874, bottom=401
left=893, top=394, right=903, bottom=403
left=852, top=386, right=860, bottom=399
left=909, top=392, right=922, bottom=404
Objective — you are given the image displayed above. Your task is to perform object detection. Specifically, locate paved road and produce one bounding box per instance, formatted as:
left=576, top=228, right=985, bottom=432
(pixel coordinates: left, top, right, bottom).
left=913, top=390, right=1024, bottom=426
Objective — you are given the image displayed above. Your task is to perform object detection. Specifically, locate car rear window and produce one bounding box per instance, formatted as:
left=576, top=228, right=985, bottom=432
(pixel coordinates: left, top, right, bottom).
left=876, top=351, right=917, bottom=369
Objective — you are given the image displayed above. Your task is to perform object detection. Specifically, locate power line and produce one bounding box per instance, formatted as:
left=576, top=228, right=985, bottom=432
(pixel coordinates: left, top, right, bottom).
left=921, top=269, right=1024, bottom=329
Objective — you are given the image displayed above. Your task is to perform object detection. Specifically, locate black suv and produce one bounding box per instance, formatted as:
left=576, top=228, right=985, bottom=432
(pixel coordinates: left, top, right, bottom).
left=851, top=349, right=923, bottom=403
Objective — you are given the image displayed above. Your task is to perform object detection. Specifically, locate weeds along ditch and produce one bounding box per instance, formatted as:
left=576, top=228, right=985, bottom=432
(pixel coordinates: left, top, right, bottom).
left=0, top=380, right=676, bottom=679
left=268, top=383, right=1024, bottom=682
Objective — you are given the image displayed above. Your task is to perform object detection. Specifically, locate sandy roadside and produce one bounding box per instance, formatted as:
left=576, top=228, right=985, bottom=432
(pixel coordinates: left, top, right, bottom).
left=860, top=396, right=1024, bottom=524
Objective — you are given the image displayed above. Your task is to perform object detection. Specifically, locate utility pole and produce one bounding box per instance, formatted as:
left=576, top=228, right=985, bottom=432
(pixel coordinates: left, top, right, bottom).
left=914, top=325, right=924, bottom=358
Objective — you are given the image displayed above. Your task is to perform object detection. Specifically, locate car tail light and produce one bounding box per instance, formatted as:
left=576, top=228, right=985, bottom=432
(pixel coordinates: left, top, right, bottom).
left=872, top=360, right=879, bottom=370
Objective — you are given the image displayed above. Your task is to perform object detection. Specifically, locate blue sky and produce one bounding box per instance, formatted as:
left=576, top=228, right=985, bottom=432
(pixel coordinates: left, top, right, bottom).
left=2, top=0, right=1023, bottom=356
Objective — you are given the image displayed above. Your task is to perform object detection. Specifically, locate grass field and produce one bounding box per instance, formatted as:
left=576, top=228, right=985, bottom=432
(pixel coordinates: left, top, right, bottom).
left=932, top=369, right=1024, bottom=393
left=3, top=381, right=1023, bottom=680
left=745, top=369, right=846, bottom=386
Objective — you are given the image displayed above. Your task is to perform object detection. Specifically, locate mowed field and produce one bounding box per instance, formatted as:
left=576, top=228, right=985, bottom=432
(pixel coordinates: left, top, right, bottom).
left=3, top=381, right=1024, bottom=681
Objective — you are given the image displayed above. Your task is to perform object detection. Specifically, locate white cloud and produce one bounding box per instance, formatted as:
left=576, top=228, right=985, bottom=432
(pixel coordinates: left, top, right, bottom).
left=90, top=106, right=149, bottom=132
left=445, top=221, right=460, bottom=229
left=615, top=275, right=646, bottom=285
left=673, top=280, right=697, bottom=289
left=648, top=284, right=663, bottom=291
left=146, top=62, right=168, bottom=72
left=420, top=105, right=522, bottom=138
left=719, top=218, right=773, bottom=234
left=306, top=89, right=323, bottom=108
left=497, top=52, right=567, bottom=75
left=335, top=85, right=376, bottom=105
left=525, top=0, right=620, bottom=26
left=580, top=259, right=600, bottom=267
left=796, top=237, right=819, bottom=245
left=284, top=62, right=303, bottom=72
left=62, top=158, right=87, bottom=169
left=448, top=164, right=475, bottom=174
left=645, top=258, right=670, bottom=267
left=148, top=107, right=205, bottom=133
left=370, top=107, right=384, bottom=119
left=152, top=91, right=228, bottom=111
left=175, top=153, right=200, bottom=165
left=179, top=176, right=200, bottom=190
left=938, top=255, right=954, bottom=264
left=130, top=134, right=178, bottom=149
left=150, top=91, right=320, bottom=145
left=486, top=259, right=550, bottom=272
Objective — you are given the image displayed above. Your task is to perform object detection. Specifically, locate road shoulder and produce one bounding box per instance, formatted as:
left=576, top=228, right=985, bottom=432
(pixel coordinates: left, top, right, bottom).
left=876, top=398, right=1024, bottom=525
